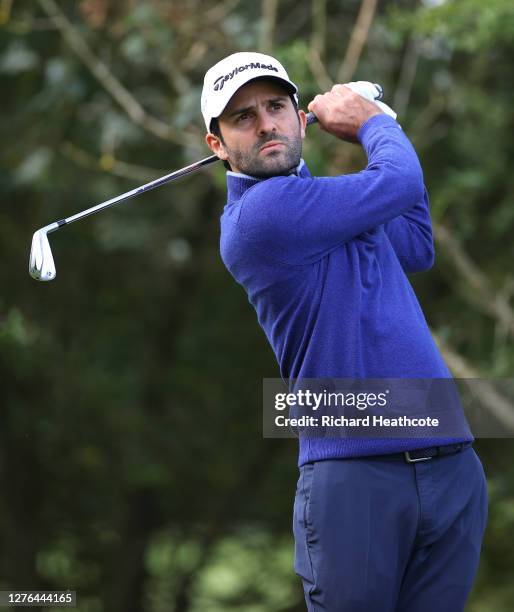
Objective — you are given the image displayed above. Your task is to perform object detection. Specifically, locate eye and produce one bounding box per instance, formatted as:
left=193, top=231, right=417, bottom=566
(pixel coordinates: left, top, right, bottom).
left=271, top=102, right=284, bottom=110
left=236, top=112, right=251, bottom=123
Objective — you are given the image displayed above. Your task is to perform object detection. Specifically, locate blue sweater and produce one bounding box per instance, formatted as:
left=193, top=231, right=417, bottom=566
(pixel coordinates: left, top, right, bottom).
left=220, top=114, right=473, bottom=465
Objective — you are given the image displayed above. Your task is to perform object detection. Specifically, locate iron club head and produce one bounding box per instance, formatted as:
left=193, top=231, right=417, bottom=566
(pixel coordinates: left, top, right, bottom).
left=29, top=226, right=57, bottom=281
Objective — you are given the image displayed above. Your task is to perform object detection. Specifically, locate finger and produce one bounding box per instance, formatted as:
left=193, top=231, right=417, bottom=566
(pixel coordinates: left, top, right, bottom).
left=307, top=93, right=325, bottom=112
left=331, top=84, right=349, bottom=96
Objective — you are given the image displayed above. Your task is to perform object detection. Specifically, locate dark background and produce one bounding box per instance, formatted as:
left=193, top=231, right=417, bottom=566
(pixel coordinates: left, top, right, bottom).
left=1, top=0, right=513, bottom=610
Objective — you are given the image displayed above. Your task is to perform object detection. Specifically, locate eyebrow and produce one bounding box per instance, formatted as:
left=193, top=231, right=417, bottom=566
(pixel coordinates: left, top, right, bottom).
left=227, top=96, right=289, bottom=118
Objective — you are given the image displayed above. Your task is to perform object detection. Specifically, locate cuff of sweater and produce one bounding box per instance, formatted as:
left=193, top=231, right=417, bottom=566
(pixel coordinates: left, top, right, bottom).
left=357, top=113, right=399, bottom=144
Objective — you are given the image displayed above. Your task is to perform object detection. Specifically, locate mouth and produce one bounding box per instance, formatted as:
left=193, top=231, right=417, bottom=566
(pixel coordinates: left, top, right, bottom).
left=260, top=141, right=284, bottom=153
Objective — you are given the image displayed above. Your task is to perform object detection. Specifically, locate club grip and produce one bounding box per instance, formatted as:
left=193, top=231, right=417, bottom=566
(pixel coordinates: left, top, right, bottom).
left=305, top=83, right=384, bottom=127
left=306, top=111, right=318, bottom=126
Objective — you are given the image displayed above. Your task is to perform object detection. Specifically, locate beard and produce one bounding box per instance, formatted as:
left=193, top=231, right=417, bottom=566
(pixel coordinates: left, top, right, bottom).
left=224, top=125, right=303, bottom=178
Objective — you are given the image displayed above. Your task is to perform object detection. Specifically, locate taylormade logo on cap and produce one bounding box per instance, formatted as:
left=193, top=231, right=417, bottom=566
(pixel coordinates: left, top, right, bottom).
left=201, top=51, right=299, bottom=131
left=213, top=62, right=279, bottom=91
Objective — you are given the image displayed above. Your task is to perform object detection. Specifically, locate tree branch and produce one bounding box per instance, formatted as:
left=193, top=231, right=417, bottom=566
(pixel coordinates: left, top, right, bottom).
left=204, top=0, right=241, bottom=23
left=434, top=222, right=514, bottom=339
left=310, top=0, right=327, bottom=65
left=307, top=0, right=332, bottom=91
left=433, top=331, right=514, bottom=431
left=260, top=0, right=279, bottom=54
left=0, top=0, right=12, bottom=25
left=393, top=35, right=421, bottom=117
left=337, top=0, right=378, bottom=84
left=60, top=141, right=165, bottom=182
left=307, top=47, right=333, bottom=91
left=38, top=0, right=196, bottom=147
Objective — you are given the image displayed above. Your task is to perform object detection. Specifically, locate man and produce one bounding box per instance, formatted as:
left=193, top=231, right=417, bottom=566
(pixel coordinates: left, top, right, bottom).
left=201, top=52, right=488, bottom=611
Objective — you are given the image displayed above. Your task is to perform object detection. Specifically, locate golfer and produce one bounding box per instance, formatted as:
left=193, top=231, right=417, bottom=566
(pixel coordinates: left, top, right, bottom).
left=202, top=52, right=488, bottom=611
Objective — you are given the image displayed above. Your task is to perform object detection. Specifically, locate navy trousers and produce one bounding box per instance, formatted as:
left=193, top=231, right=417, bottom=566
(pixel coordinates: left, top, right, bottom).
left=293, top=446, right=488, bottom=611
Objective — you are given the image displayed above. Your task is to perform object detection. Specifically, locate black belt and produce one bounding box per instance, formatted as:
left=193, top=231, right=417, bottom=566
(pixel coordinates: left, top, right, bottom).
left=401, top=442, right=473, bottom=464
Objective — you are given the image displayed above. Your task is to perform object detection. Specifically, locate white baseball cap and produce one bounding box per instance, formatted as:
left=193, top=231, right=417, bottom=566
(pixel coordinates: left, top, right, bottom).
left=201, top=52, right=299, bottom=132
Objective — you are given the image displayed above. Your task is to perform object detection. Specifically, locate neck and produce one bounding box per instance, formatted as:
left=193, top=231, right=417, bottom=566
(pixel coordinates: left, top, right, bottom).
left=226, top=158, right=305, bottom=180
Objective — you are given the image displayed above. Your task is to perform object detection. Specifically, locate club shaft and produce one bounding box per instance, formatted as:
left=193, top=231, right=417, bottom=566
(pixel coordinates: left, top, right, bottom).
left=52, top=155, right=217, bottom=231
left=48, top=112, right=318, bottom=234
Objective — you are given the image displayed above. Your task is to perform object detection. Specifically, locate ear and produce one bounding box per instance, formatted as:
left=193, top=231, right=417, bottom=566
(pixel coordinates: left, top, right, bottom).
left=205, top=133, right=228, bottom=160
left=298, top=109, right=307, bottom=140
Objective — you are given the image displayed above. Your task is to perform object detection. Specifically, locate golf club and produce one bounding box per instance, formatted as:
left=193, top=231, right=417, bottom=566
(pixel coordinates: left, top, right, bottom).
left=29, top=80, right=386, bottom=282
left=29, top=113, right=318, bottom=281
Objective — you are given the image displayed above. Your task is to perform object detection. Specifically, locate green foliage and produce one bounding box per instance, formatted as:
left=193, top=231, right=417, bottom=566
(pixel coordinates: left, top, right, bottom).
left=411, top=0, right=514, bottom=52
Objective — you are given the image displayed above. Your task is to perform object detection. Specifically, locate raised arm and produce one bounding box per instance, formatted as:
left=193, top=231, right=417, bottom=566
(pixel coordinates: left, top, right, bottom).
left=236, top=109, right=425, bottom=265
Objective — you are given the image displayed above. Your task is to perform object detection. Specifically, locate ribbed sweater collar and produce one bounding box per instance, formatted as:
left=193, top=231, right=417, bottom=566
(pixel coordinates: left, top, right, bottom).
left=226, top=159, right=311, bottom=205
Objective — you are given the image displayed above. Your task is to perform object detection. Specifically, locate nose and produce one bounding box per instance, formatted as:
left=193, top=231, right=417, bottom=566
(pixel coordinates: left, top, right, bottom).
left=256, top=110, right=276, bottom=135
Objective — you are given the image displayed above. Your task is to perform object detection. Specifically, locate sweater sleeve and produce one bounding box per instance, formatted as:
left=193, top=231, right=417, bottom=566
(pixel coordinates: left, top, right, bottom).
left=236, top=114, right=425, bottom=266
left=383, top=186, right=435, bottom=274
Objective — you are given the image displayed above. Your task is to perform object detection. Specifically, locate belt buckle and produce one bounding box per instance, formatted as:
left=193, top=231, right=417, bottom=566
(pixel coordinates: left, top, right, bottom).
left=404, top=451, right=433, bottom=464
